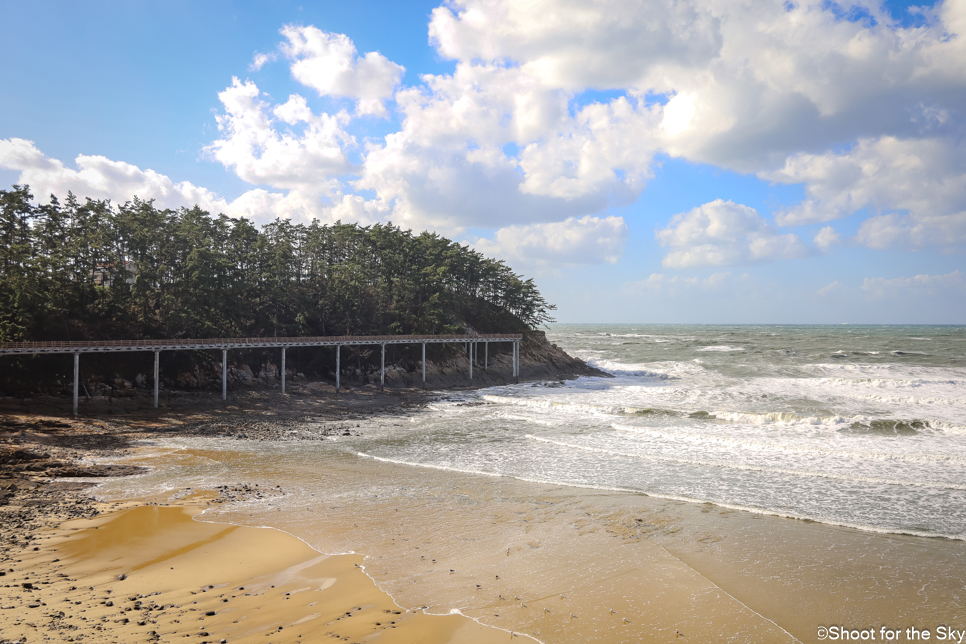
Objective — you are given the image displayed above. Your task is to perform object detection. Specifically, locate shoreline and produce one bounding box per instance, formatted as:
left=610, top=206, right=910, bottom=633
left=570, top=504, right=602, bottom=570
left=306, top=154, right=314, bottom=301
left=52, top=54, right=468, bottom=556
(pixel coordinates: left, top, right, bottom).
left=0, top=495, right=520, bottom=644
left=4, top=379, right=966, bottom=642
left=358, top=451, right=966, bottom=543
left=81, top=438, right=966, bottom=643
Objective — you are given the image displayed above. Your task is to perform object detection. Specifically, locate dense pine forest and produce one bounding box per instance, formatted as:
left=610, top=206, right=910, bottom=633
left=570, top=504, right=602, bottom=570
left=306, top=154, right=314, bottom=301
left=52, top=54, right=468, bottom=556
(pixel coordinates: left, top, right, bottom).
left=0, top=185, right=555, bottom=392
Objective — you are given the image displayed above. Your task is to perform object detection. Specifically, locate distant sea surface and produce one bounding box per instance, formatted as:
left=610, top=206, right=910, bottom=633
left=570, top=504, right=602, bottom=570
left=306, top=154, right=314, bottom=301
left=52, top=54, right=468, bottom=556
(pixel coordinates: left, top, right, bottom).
left=100, top=324, right=966, bottom=541
left=355, top=324, right=966, bottom=540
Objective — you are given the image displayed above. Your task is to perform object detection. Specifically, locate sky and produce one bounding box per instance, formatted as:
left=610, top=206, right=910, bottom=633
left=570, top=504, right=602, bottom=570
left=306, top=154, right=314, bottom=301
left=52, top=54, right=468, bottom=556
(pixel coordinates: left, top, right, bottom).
left=1, top=0, right=964, bottom=324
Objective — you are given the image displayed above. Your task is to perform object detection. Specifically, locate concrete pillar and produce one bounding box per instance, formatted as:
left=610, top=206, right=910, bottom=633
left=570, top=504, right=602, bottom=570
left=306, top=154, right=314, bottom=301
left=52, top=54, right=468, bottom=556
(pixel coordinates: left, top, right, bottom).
left=153, top=350, right=159, bottom=409
left=281, top=347, right=286, bottom=395
left=380, top=343, right=386, bottom=389
left=336, top=345, right=341, bottom=393
left=485, top=341, right=488, bottom=370
left=72, top=352, right=79, bottom=416
left=514, top=341, right=519, bottom=383
left=421, top=342, right=426, bottom=384
left=469, top=342, right=473, bottom=380
left=222, top=349, right=227, bottom=400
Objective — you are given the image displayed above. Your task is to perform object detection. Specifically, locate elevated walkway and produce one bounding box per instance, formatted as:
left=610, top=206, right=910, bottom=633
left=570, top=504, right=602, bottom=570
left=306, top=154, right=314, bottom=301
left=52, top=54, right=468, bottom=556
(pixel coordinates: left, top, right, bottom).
left=0, top=334, right=523, bottom=415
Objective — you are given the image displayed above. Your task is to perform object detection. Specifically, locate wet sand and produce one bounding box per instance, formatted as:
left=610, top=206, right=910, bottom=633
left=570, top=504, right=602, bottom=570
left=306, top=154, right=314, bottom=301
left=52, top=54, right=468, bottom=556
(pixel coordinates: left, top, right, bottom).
left=0, top=497, right=514, bottom=644
left=76, top=445, right=966, bottom=644
left=3, top=392, right=966, bottom=643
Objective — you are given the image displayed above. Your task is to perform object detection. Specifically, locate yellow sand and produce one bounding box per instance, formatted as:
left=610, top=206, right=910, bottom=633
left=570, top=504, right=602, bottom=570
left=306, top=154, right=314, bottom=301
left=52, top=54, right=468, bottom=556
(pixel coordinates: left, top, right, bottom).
left=0, top=500, right=514, bottom=644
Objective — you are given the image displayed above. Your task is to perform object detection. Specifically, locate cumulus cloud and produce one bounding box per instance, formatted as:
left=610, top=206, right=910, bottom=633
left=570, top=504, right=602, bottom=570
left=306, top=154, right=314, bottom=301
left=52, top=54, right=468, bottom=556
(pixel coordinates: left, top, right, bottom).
left=766, top=136, right=966, bottom=248
left=428, top=0, right=966, bottom=171
left=814, top=226, right=842, bottom=249
left=16, top=0, right=966, bottom=266
left=861, top=270, right=966, bottom=298
left=352, top=67, right=659, bottom=232
left=471, top=215, right=628, bottom=265
left=191, top=3, right=966, bottom=256
left=417, top=0, right=966, bottom=254
left=280, top=26, right=405, bottom=117
left=0, top=138, right=351, bottom=225
left=656, top=199, right=811, bottom=268
left=428, top=0, right=723, bottom=90
left=816, top=280, right=847, bottom=297
left=205, top=77, right=355, bottom=191
left=0, top=137, right=232, bottom=213
left=249, top=52, right=276, bottom=72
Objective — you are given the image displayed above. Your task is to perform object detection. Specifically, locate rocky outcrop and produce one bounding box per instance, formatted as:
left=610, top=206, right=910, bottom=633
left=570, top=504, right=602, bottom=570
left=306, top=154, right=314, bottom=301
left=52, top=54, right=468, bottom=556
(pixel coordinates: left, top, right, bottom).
left=380, top=330, right=606, bottom=389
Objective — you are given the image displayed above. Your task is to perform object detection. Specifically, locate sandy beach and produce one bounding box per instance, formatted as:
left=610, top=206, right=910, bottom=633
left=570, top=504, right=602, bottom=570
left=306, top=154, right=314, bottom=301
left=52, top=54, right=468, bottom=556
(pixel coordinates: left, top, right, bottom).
left=3, top=380, right=966, bottom=643
left=0, top=496, right=511, bottom=644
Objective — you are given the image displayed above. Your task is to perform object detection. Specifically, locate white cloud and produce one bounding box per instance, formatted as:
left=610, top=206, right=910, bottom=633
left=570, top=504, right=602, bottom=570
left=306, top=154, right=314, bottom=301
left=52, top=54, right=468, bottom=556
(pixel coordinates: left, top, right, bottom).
left=428, top=0, right=723, bottom=90
left=0, top=138, right=343, bottom=226
left=249, top=52, right=276, bottom=72
left=856, top=211, right=966, bottom=250
left=15, top=1, right=966, bottom=267
left=656, top=199, right=811, bottom=268
left=279, top=25, right=405, bottom=117
left=350, top=63, right=660, bottom=233
left=816, top=280, right=847, bottom=297
left=198, top=4, right=966, bottom=255
left=428, top=0, right=966, bottom=171
left=204, top=77, right=354, bottom=216
left=765, top=137, right=966, bottom=249
left=814, top=226, right=841, bottom=249
left=0, top=137, right=227, bottom=213
left=471, top=215, right=628, bottom=265
left=861, top=270, right=966, bottom=298
left=417, top=0, right=966, bottom=254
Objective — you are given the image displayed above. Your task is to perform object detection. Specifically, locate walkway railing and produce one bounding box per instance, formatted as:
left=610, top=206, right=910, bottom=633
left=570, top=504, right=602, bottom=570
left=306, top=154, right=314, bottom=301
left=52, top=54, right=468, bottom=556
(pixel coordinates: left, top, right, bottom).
left=0, top=334, right=522, bottom=415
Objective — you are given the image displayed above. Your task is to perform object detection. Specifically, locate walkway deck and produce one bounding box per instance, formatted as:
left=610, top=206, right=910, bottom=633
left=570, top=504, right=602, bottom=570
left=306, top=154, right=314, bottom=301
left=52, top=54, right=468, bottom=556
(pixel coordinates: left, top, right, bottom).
left=0, top=333, right=522, bottom=415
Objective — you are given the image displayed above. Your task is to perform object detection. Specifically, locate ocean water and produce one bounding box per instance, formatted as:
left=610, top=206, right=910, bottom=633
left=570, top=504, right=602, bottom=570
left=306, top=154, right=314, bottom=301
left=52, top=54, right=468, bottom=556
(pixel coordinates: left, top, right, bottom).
left=95, top=324, right=966, bottom=542
left=350, top=324, right=966, bottom=540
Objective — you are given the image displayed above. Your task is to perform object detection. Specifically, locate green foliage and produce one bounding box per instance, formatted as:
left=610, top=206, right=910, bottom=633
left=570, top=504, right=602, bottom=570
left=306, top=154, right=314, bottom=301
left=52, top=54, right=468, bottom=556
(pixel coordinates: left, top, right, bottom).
left=0, top=186, right=556, bottom=346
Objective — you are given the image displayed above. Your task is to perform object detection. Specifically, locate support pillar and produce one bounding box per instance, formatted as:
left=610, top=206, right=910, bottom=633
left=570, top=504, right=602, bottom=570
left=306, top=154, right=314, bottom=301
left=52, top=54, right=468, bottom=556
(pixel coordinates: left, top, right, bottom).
left=421, top=342, right=426, bottom=385
left=72, top=352, right=79, bottom=416
left=281, top=347, right=286, bottom=395
left=222, top=349, right=227, bottom=400
left=485, top=341, right=488, bottom=370
left=380, top=344, right=386, bottom=389
left=469, top=342, right=474, bottom=380
left=514, top=341, right=519, bottom=383
left=336, top=345, right=341, bottom=393
left=153, top=350, right=159, bottom=409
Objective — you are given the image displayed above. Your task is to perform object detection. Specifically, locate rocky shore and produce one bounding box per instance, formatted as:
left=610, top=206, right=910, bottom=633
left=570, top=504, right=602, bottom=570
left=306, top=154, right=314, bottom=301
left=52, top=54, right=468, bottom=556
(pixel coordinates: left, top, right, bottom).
left=0, top=332, right=603, bottom=575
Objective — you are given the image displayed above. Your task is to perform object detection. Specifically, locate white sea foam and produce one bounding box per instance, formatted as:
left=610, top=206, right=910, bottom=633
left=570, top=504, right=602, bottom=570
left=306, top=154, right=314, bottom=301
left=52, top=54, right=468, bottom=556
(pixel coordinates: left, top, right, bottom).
left=711, top=410, right=849, bottom=426
left=525, top=435, right=966, bottom=490
left=610, top=423, right=966, bottom=463
left=583, top=359, right=672, bottom=378
left=96, top=325, right=966, bottom=549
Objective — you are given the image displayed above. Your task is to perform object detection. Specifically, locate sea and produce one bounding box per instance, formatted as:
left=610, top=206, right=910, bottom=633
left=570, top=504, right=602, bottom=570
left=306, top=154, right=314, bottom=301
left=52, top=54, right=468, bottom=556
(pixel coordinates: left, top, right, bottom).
left=97, top=324, right=966, bottom=541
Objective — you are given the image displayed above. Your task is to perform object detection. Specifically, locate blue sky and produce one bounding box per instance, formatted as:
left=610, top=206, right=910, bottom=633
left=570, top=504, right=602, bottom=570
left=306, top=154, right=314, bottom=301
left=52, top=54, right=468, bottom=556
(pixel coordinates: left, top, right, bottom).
left=2, top=0, right=964, bottom=323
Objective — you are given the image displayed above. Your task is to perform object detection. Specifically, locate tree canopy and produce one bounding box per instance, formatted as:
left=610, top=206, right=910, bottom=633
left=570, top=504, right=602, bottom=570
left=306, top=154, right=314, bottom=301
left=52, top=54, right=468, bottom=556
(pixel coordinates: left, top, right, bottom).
left=0, top=185, right=556, bottom=345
